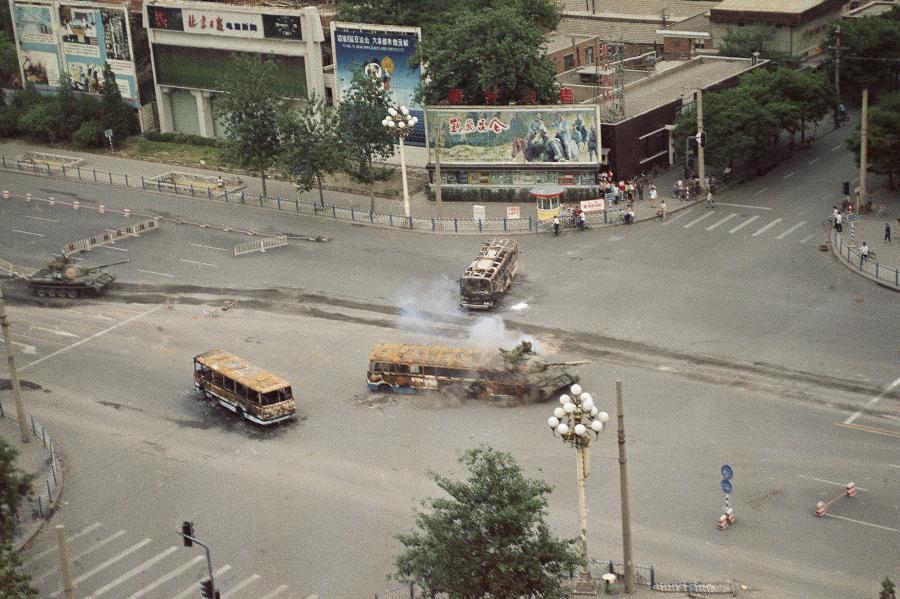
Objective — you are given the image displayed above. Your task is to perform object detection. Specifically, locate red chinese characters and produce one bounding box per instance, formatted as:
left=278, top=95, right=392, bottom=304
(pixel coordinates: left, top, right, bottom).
left=447, top=116, right=509, bottom=135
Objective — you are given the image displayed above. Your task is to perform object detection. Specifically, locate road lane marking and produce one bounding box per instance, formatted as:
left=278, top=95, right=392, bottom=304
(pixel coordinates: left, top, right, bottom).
left=808, top=157, right=820, bottom=165
left=714, top=202, right=772, bottom=210
left=97, top=245, right=128, bottom=252
left=835, top=422, right=900, bottom=439
left=179, top=259, right=217, bottom=268
left=728, top=215, right=759, bottom=234
left=751, top=218, right=783, bottom=237
left=682, top=212, right=713, bottom=228
left=21, top=305, right=164, bottom=371
left=783, top=172, right=796, bottom=179
left=50, top=539, right=152, bottom=597
left=800, top=234, right=815, bottom=244
left=775, top=220, right=807, bottom=239
left=84, top=546, right=179, bottom=599
left=0, top=338, right=37, bottom=354
left=190, top=243, right=228, bottom=252
left=31, top=325, right=78, bottom=338
left=844, top=375, right=900, bottom=423
left=831, top=144, right=843, bottom=152
left=890, top=464, right=900, bottom=469
left=11, top=229, right=45, bottom=237
left=128, top=556, right=205, bottom=599
left=222, top=574, right=260, bottom=598
left=37, top=530, right=127, bottom=582
left=660, top=210, right=690, bottom=225
left=25, top=215, right=58, bottom=223
left=136, top=268, right=175, bottom=278
left=169, top=565, right=232, bottom=599
left=706, top=213, right=737, bottom=230
left=259, top=585, right=290, bottom=599
left=754, top=187, right=769, bottom=196
left=23, top=522, right=101, bottom=568
left=824, top=513, right=898, bottom=532
left=798, top=474, right=868, bottom=492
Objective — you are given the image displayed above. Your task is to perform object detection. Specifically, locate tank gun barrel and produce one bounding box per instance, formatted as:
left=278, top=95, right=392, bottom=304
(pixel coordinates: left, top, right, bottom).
left=542, top=360, right=591, bottom=367
left=87, top=259, right=130, bottom=271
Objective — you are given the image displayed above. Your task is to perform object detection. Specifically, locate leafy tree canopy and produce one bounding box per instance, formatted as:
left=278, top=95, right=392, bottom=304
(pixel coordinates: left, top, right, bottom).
left=0, top=438, right=31, bottom=543
left=100, top=62, right=136, bottom=143
left=413, top=5, right=558, bottom=105
left=881, top=577, right=896, bottom=599
left=277, top=94, right=344, bottom=205
left=0, top=542, right=37, bottom=597
left=215, top=54, right=290, bottom=196
left=824, top=9, right=900, bottom=91
left=0, top=33, right=16, bottom=83
left=337, top=67, right=394, bottom=187
left=845, top=90, right=900, bottom=189
left=393, top=446, right=582, bottom=599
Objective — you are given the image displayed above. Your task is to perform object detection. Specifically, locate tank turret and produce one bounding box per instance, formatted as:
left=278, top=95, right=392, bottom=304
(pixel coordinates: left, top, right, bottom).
left=28, top=255, right=129, bottom=298
left=498, top=340, right=588, bottom=401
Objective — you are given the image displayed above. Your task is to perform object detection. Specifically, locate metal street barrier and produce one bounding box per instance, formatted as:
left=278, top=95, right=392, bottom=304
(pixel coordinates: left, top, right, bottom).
left=233, top=234, right=288, bottom=256
left=62, top=218, right=159, bottom=256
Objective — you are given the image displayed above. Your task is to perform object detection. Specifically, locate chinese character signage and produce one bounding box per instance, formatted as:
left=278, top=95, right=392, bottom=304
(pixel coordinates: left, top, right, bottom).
left=426, top=106, right=602, bottom=165
left=331, top=22, right=424, bottom=146
left=11, top=0, right=138, bottom=104
left=147, top=5, right=301, bottom=40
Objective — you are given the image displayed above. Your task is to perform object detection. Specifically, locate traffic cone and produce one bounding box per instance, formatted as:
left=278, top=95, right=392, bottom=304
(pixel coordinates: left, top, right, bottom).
left=815, top=501, right=828, bottom=517
left=845, top=482, right=857, bottom=497
left=717, top=514, right=729, bottom=529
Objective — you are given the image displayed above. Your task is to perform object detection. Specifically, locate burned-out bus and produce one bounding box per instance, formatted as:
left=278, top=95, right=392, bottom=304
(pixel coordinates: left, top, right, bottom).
left=459, top=237, right=519, bottom=310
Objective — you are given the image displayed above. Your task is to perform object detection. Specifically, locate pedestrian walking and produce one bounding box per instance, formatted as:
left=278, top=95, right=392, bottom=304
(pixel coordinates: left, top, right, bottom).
left=637, top=180, right=644, bottom=201
left=832, top=206, right=839, bottom=226
left=553, top=215, right=560, bottom=236
left=885, top=222, right=892, bottom=243
left=859, top=242, right=869, bottom=268
left=659, top=200, right=667, bottom=221
left=835, top=212, right=843, bottom=233
left=649, top=184, right=658, bottom=208
left=706, top=189, right=714, bottom=208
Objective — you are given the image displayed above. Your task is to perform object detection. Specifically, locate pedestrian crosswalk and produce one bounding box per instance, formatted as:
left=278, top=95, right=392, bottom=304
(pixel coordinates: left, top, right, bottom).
left=24, top=522, right=303, bottom=599
left=664, top=209, right=820, bottom=243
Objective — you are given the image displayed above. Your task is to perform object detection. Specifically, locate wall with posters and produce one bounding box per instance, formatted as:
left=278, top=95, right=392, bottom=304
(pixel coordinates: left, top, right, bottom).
left=143, top=0, right=325, bottom=138
left=331, top=22, right=424, bottom=146
left=10, top=0, right=139, bottom=105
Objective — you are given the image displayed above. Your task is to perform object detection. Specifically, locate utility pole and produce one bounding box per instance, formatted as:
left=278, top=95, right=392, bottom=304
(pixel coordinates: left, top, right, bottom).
left=432, top=122, right=443, bottom=220
left=858, top=88, right=868, bottom=217
left=696, top=89, right=706, bottom=193
left=616, top=381, right=634, bottom=594
left=834, top=26, right=841, bottom=107
left=0, top=283, right=29, bottom=443
left=56, top=525, right=76, bottom=599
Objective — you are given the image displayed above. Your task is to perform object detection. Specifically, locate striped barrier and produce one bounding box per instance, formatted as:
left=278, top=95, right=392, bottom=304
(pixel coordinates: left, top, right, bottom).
left=48, top=196, right=55, bottom=206
left=62, top=218, right=159, bottom=255
left=25, top=193, right=31, bottom=202
left=2, top=190, right=8, bottom=199
left=73, top=200, right=79, bottom=210
left=814, top=482, right=857, bottom=517
left=233, top=234, right=288, bottom=256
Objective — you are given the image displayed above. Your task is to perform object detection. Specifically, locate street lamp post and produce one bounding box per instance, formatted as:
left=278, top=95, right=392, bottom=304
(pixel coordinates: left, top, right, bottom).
left=547, top=383, right=610, bottom=595
left=382, top=105, right=418, bottom=219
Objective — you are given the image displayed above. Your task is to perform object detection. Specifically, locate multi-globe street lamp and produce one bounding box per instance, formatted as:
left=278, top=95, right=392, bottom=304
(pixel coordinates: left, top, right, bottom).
left=382, top=105, right=418, bottom=219
left=547, top=383, right=610, bottom=594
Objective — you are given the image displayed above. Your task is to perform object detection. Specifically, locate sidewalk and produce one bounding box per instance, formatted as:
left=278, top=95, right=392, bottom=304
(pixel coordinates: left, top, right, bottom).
left=0, top=406, right=63, bottom=550
left=0, top=138, right=691, bottom=227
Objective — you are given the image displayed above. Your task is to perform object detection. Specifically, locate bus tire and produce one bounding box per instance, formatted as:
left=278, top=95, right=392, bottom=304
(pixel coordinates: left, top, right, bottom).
left=467, top=382, right=486, bottom=398
left=377, top=383, right=392, bottom=393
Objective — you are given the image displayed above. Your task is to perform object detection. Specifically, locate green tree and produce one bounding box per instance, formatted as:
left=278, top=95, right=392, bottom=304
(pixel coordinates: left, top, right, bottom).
left=846, top=91, right=900, bottom=189
left=0, top=33, right=16, bottom=84
left=0, top=543, right=37, bottom=597
left=53, top=75, right=82, bottom=142
left=336, top=0, right=559, bottom=32
left=215, top=54, right=288, bottom=197
left=740, top=68, right=831, bottom=143
left=880, top=577, right=896, bottom=599
left=17, top=102, right=55, bottom=141
left=718, top=24, right=777, bottom=58
left=99, top=62, right=136, bottom=145
left=337, top=67, right=394, bottom=204
left=393, top=446, right=582, bottom=599
left=277, top=95, right=344, bottom=206
left=413, top=5, right=558, bottom=105
left=824, top=10, right=900, bottom=93
left=0, top=438, right=32, bottom=542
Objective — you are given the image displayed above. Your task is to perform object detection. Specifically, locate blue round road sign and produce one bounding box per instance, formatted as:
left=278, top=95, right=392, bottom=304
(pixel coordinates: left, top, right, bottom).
left=720, top=479, right=733, bottom=494
left=721, top=464, right=733, bottom=480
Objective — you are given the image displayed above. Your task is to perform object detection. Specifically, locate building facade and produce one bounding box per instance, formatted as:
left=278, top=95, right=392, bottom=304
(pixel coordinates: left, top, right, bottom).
left=143, top=0, right=325, bottom=137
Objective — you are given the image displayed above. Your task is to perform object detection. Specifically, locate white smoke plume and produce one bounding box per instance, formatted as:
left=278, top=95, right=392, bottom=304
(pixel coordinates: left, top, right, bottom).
left=467, top=314, right=543, bottom=354
left=397, top=275, right=464, bottom=333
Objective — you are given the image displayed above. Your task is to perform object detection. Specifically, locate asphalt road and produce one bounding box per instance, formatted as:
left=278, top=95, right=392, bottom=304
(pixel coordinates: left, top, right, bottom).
left=1, top=129, right=898, bottom=598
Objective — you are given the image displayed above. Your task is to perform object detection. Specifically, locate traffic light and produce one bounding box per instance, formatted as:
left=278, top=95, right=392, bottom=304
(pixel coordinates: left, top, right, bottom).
left=695, top=131, right=706, bottom=147
left=181, top=521, right=194, bottom=547
left=200, top=578, right=215, bottom=598
left=842, top=181, right=850, bottom=195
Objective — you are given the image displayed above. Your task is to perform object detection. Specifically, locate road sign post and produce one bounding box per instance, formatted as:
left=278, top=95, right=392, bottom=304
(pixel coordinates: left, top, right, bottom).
left=717, top=465, right=735, bottom=529
left=104, top=128, right=114, bottom=151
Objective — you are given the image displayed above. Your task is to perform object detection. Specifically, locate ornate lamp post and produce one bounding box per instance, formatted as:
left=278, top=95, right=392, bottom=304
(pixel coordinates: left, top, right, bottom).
left=382, top=105, right=418, bottom=219
left=547, top=383, right=610, bottom=594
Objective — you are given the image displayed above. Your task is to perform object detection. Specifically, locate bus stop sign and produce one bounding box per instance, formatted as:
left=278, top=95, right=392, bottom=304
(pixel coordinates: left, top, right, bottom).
left=721, top=464, right=733, bottom=480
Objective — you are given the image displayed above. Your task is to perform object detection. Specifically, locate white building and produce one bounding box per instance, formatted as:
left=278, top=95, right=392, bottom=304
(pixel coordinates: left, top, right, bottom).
left=142, top=0, right=325, bottom=137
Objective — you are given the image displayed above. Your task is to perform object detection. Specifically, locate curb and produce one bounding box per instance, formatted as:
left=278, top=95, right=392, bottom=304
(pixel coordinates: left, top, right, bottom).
left=829, top=229, right=900, bottom=292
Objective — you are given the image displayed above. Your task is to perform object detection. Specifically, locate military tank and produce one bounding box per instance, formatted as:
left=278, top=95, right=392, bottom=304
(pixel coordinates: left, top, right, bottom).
left=28, top=255, right=129, bottom=298
left=493, top=340, right=588, bottom=402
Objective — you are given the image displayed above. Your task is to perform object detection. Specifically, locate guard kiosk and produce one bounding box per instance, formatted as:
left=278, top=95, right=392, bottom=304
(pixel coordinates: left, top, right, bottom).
left=530, top=185, right=565, bottom=222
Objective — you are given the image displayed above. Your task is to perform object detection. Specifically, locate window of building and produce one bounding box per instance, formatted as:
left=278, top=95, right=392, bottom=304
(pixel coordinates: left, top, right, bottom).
left=585, top=46, right=594, bottom=64
left=563, top=53, right=576, bottom=70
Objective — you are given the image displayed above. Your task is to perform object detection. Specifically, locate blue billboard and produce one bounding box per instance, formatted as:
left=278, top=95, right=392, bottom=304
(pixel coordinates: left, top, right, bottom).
left=331, top=22, right=424, bottom=146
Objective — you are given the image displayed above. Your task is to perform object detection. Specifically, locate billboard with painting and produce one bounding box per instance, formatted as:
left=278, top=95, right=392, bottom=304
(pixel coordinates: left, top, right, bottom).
left=10, top=0, right=139, bottom=104
left=426, top=105, right=601, bottom=165
left=331, top=22, right=424, bottom=146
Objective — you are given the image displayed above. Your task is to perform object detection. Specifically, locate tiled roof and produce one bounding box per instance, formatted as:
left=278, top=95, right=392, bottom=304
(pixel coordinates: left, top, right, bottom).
left=559, top=0, right=721, bottom=19
left=714, top=0, right=829, bottom=12
left=557, top=16, right=664, bottom=44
